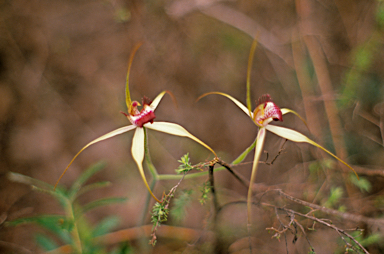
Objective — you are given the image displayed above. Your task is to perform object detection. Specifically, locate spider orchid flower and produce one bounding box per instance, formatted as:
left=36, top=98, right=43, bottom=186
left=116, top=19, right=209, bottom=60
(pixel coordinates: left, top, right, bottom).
left=198, top=39, right=358, bottom=225
left=55, top=44, right=217, bottom=203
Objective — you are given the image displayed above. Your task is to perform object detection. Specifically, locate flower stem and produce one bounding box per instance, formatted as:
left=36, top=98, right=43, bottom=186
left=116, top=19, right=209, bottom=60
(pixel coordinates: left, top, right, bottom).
left=143, top=128, right=159, bottom=180
left=65, top=200, right=82, bottom=254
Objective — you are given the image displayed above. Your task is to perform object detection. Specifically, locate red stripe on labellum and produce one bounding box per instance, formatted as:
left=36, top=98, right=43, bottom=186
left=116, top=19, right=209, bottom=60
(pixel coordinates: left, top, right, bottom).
left=254, top=94, right=283, bottom=126
left=128, top=104, right=156, bottom=127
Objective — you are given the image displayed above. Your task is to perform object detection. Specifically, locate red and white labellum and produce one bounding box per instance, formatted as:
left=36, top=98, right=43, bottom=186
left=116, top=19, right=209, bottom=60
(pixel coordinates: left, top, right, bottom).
left=124, top=97, right=156, bottom=127
left=129, top=104, right=156, bottom=127
left=253, top=94, right=283, bottom=127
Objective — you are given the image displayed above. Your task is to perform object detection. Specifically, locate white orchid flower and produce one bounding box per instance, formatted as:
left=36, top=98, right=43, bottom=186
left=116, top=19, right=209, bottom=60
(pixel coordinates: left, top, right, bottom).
left=55, top=44, right=217, bottom=203
left=198, top=39, right=358, bottom=225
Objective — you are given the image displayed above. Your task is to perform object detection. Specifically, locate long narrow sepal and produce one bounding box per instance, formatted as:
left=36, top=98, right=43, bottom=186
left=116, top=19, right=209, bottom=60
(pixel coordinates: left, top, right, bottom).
left=126, top=43, right=143, bottom=112
left=247, top=127, right=266, bottom=225
left=265, top=125, right=359, bottom=179
left=150, top=90, right=178, bottom=110
left=281, top=108, right=309, bottom=129
left=145, top=122, right=217, bottom=157
left=197, top=92, right=252, bottom=118
left=131, top=127, right=161, bottom=203
left=54, top=125, right=137, bottom=190
left=246, top=37, right=259, bottom=115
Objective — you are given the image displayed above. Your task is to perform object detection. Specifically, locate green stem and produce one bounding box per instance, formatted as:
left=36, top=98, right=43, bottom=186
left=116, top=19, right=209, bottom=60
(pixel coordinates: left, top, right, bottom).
left=143, top=128, right=159, bottom=180
left=157, top=138, right=257, bottom=181
left=65, top=200, right=82, bottom=254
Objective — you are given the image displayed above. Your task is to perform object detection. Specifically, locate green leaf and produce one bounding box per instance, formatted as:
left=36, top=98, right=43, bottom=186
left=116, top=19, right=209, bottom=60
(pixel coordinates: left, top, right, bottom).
left=78, top=197, right=128, bottom=216
left=199, top=181, right=212, bottom=205
left=349, top=175, right=372, bottom=193
left=231, top=138, right=257, bottom=165
left=7, top=172, right=54, bottom=191
left=75, top=181, right=111, bottom=198
left=68, top=161, right=107, bottom=200
left=35, top=233, right=58, bottom=251
left=176, top=153, right=194, bottom=174
left=31, top=185, right=69, bottom=209
left=359, top=233, right=381, bottom=246
left=323, top=187, right=343, bottom=209
left=110, top=242, right=134, bottom=254
left=7, top=215, right=72, bottom=244
left=92, top=216, right=120, bottom=237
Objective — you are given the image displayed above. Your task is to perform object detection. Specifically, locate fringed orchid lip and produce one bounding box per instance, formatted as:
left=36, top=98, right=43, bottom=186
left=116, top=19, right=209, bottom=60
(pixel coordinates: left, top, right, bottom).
left=253, top=94, right=283, bottom=127
left=129, top=105, right=156, bottom=127
left=123, top=97, right=156, bottom=127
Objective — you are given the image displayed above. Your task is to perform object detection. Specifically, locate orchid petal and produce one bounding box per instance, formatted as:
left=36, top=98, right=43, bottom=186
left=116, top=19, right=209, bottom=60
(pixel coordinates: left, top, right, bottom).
left=247, top=127, right=266, bottom=225
left=145, top=122, right=217, bottom=157
left=126, top=43, right=143, bottom=112
left=150, top=90, right=178, bottom=111
left=150, top=91, right=167, bottom=110
left=246, top=37, right=259, bottom=115
left=281, top=108, right=308, bottom=129
left=132, top=127, right=161, bottom=203
left=55, top=125, right=137, bottom=189
left=265, top=125, right=359, bottom=179
left=197, top=92, right=252, bottom=118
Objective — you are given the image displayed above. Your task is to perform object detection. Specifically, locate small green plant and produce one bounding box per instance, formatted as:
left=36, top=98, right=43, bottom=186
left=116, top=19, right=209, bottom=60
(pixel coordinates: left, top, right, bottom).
left=323, top=187, right=344, bottom=209
left=149, top=153, right=209, bottom=246
left=199, top=181, right=212, bottom=205
left=7, top=162, right=128, bottom=254
left=349, top=175, right=372, bottom=193
left=336, top=230, right=381, bottom=254
left=176, top=153, right=195, bottom=174
left=149, top=174, right=185, bottom=246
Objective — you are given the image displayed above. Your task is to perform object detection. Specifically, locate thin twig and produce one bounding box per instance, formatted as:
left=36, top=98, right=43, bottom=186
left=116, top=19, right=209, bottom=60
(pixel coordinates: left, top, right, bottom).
left=208, top=164, right=219, bottom=212
left=269, top=189, right=384, bottom=231
left=294, top=219, right=315, bottom=252
left=216, top=158, right=249, bottom=188
left=262, top=203, right=369, bottom=254
left=265, top=139, right=288, bottom=165
left=149, top=173, right=187, bottom=245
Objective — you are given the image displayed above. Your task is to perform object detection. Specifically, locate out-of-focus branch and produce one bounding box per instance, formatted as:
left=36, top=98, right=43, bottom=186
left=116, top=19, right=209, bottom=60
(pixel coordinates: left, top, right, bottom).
left=167, top=1, right=294, bottom=66
left=45, top=225, right=213, bottom=254
left=354, top=166, right=384, bottom=178
left=292, top=37, right=323, bottom=140
left=270, top=189, right=384, bottom=231
left=304, top=35, right=349, bottom=163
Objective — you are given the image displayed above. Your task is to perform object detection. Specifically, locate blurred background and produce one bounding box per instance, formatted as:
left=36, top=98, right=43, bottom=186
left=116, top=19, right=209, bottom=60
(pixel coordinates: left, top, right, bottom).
left=1, top=0, right=384, bottom=253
